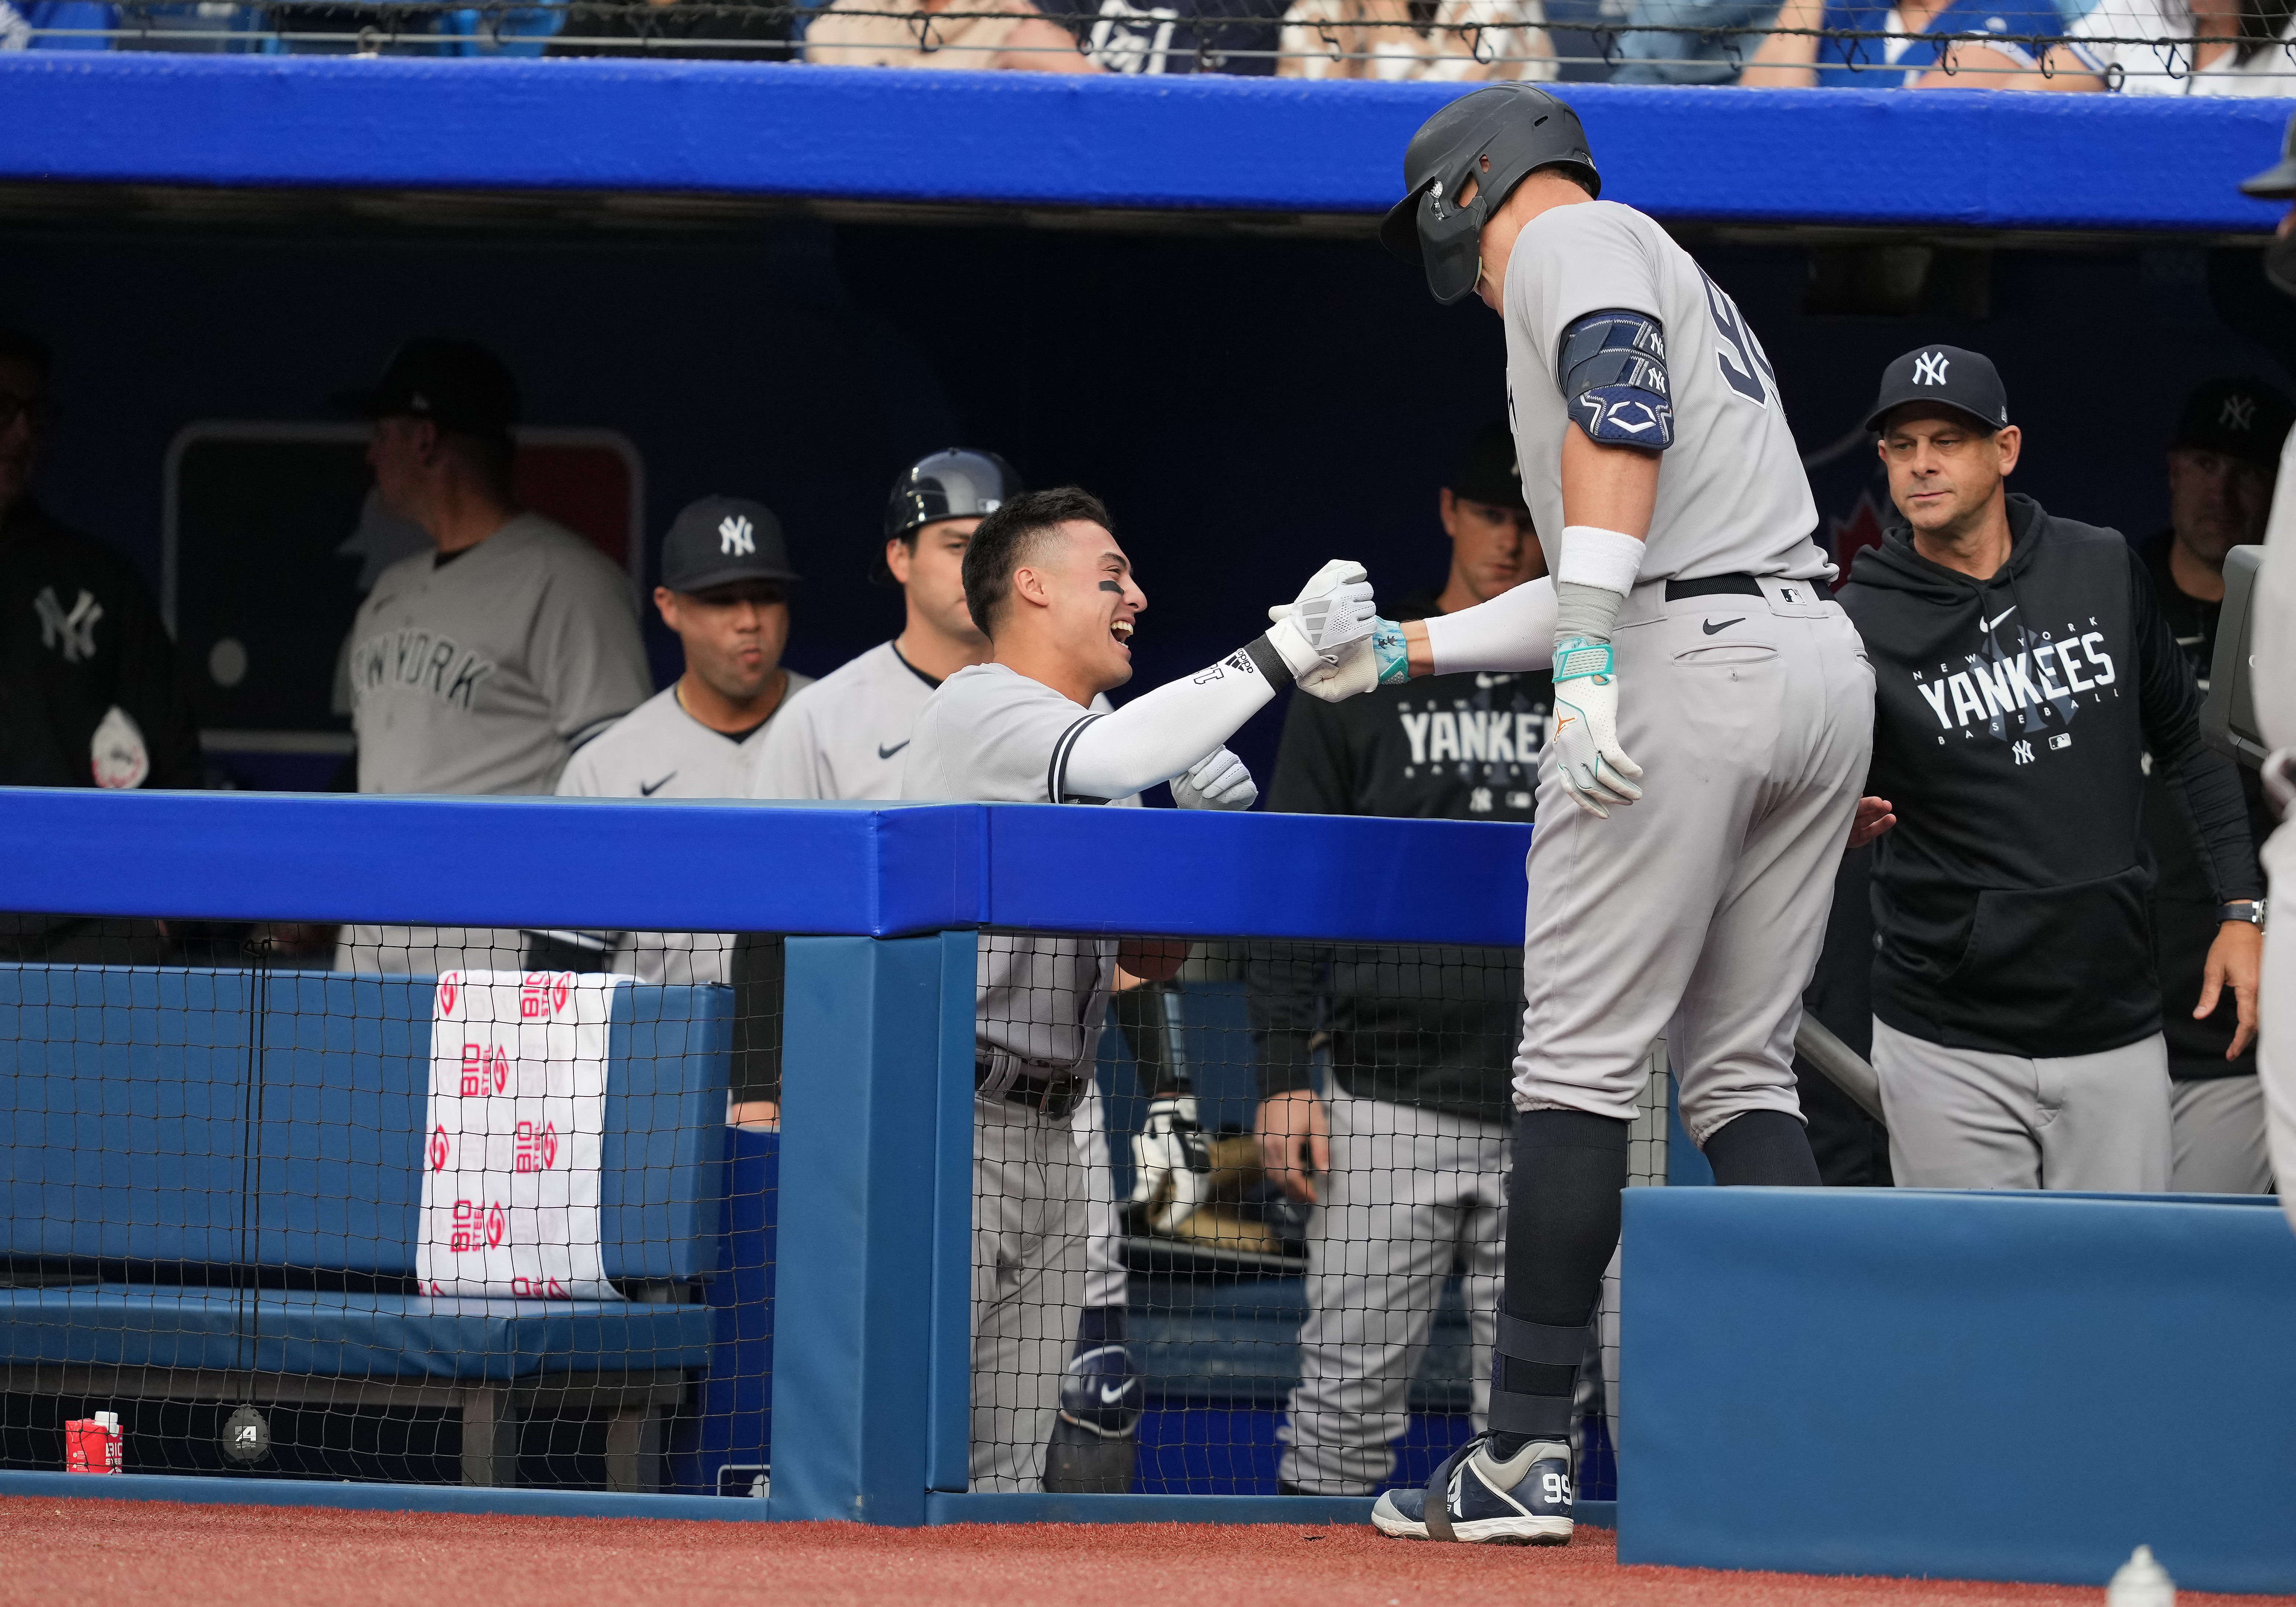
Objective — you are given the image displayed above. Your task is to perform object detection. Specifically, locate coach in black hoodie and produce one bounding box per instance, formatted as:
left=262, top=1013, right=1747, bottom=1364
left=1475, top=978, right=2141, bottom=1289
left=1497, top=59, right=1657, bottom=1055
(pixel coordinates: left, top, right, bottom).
left=1838, top=346, right=2262, bottom=1191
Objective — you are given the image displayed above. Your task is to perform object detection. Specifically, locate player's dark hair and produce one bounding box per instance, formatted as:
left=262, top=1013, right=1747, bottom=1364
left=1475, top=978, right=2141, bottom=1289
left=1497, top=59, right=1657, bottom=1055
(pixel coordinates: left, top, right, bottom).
left=1532, top=161, right=1598, bottom=199
left=0, top=324, right=55, bottom=385
left=963, top=487, right=1113, bottom=640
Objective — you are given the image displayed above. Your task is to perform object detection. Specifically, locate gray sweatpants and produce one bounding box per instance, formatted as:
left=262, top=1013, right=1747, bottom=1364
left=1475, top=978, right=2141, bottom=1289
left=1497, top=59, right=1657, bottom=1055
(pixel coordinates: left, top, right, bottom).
left=1870, top=1017, right=2172, bottom=1191
left=972, top=1094, right=1088, bottom=1491
left=1513, top=579, right=1873, bottom=1138
left=1279, top=1091, right=1509, bottom=1494
left=2259, top=823, right=2296, bottom=1236
left=2170, top=1075, right=2275, bottom=1195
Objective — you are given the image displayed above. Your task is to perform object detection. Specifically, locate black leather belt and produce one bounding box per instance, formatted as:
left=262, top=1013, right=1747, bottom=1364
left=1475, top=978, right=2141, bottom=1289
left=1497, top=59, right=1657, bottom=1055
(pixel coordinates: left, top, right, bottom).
left=976, top=1059, right=1082, bottom=1121
left=1665, top=572, right=1830, bottom=602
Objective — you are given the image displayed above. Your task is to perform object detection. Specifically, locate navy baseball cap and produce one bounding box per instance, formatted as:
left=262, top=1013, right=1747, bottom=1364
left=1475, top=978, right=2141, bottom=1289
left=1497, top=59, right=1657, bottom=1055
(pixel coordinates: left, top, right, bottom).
left=1448, top=419, right=1528, bottom=511
left=335, top=338, right=520, bottom=441
left=1865, top=345, right=2010, bottom=434
left=660, top=496, right=802, bottom=594
left=2173, top=376, right=2296, bottom=469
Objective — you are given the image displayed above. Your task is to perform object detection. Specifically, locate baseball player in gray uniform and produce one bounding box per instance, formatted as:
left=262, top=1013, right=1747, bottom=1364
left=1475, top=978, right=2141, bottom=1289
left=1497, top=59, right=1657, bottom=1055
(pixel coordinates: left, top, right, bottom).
left=331, top=339, right=651, bottom=978
left=530, top=496, right=811, bottom=1016
left=1350, top=86, right=1876, bottom=1543
left=902, top=485, right=1380, bottom=1490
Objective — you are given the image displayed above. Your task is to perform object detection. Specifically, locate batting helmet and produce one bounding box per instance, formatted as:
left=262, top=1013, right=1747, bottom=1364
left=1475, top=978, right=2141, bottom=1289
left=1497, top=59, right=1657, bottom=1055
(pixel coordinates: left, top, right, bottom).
left=1380, top=85, right=1600, bottom=308
left=876, top=448, right=1024, bottom=584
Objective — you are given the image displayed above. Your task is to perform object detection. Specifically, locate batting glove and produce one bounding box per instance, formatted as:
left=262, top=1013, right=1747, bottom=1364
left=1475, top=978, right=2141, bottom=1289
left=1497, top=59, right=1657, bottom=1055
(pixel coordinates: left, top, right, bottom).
left=1127, top=1094, right=1214, bottom=1234
left=1266, top=561, right=1377, bottom=677
left=1172, top=747, right=1258, bottom=810
left=1551, top=637, right=1644, bottom=818
left=1267, top=609, right=1402, bottom=704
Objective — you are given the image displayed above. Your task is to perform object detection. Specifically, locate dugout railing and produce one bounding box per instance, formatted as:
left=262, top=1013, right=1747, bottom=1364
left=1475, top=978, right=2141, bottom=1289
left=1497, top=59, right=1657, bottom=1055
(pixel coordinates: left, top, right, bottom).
left=0, top=787, right=1636, bottom=1523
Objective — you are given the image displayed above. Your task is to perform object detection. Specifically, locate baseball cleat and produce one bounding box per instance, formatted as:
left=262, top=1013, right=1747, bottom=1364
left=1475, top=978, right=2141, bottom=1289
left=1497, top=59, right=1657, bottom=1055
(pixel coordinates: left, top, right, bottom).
left=1370, top=1435, right=1574, bottom=1545
left=1056, top=1342, right=1143, bottom=1439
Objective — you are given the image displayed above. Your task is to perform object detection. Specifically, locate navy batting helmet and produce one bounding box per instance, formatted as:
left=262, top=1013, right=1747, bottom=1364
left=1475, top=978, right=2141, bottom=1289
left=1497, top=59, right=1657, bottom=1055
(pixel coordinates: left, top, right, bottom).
left=1380, top=85, right=1599, bottom=308
left=877, top=449, right=1024, bottom=584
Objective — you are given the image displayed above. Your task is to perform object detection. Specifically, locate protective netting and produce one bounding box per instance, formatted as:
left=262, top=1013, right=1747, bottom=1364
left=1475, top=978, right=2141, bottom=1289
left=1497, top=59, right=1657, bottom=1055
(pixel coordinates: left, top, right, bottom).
left=969, top=931, right=1670, bottom=1500
left=0, top=916, right=773, bottom=1495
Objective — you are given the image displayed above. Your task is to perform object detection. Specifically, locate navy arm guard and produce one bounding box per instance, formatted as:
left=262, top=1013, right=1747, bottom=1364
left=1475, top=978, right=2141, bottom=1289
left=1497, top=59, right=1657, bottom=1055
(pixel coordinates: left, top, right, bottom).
left=1558, top=309, right=1675, bottom=449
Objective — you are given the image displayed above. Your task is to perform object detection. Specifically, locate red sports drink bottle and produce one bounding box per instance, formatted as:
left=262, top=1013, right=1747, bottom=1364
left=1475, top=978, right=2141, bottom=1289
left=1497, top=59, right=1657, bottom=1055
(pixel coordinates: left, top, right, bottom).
left=64, top=1411, right=122, bottom=1473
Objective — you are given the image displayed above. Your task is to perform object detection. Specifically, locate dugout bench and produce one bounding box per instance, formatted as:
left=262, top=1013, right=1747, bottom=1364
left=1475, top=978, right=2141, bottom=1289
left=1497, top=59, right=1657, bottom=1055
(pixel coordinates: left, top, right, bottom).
left=0, top=963, right=726, bottom=1490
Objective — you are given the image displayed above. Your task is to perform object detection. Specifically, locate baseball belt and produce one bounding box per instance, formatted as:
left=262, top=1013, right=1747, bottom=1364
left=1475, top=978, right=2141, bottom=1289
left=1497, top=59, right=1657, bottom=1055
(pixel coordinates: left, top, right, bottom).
left=1664, top=571, right=1832, bottom=601
left=975, top=1056, right=1084, bottom=1122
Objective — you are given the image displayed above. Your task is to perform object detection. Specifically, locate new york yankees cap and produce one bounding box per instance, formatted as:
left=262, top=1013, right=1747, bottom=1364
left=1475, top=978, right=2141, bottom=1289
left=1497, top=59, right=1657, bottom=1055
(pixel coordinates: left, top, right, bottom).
left=1448, top=418, right=1529, bottom=512
left=660, top=495, right=802, bottom=594
left=1864, top=345, right=2009, bottom=434
left=2172, top=375, right=2295, bottom=469
left=334, top=338, right=520, bottom=441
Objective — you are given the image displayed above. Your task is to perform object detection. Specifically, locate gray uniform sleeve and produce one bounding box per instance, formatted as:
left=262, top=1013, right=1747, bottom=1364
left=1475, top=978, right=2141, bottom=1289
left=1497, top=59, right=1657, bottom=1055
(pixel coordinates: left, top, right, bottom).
left=906, top=673, right=1101, bottom=803
left=533, top=549, right=651, bottom=751
left=1515, top=203, right=1664, bottom=367
left=749, top=693, right=827, bottom=799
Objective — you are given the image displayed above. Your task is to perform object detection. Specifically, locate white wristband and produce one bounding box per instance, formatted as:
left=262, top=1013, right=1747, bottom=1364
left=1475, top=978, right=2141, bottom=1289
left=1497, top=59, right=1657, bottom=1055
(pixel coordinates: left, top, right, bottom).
left=1558, top=525, right=1647, bottom=598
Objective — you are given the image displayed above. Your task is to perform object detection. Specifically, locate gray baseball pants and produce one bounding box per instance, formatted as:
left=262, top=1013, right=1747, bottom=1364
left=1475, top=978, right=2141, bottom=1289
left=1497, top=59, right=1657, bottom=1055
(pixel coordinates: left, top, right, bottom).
left=1513, top=579, right=1873, bottom=1138
left=2171, top=1076, right=2274, bottom=1194
left=972, top=1093, right=1087, bottom=1491
left=2260, top=824, right=2296, bottom=1235
left=1070, top=1082, right=1128, bottom=1312
left=1279, top=1091, right=1508, bottom=1494
left=1870, top=1017, right=2172, bottom=1191
left=334, top=925, right=527, bottom=977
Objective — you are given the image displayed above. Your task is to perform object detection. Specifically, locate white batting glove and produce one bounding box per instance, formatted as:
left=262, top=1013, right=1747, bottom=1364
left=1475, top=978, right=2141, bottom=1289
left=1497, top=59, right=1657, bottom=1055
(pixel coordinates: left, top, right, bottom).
left=1265, top=560, right=1376, bottom=677
left=1551, top=638, right=1644, bottom=818
left=1172, top=748, right=1258, bottom=810
left=1127, top=1094, right=1214, bottom=1233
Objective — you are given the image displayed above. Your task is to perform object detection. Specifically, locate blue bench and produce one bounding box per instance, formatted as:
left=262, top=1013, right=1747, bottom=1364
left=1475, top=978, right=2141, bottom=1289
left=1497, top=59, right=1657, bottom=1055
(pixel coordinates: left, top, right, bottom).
left=0, top=963, right=728, bottom=1489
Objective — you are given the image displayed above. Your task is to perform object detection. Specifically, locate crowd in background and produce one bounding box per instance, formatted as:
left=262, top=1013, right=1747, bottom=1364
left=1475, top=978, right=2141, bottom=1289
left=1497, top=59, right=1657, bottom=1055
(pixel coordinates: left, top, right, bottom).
left=4, top=0, right=2290, bottom=96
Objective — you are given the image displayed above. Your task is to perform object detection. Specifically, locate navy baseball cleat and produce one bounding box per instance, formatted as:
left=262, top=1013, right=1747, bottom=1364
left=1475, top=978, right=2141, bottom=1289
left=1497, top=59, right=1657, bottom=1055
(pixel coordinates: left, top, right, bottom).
left=1057, top=1342, right=1143, bottom=1437
left=1370, top=1435, right=1574, bottom=1544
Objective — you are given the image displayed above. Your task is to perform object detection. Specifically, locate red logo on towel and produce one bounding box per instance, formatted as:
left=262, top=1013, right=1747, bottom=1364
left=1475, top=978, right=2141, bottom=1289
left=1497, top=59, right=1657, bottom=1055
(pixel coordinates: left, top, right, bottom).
left=428, top=1126, right=450, bottom=1171
left=448, top=1199, right=507, bottom=1254
left=518, top=972, right=572, bottom=1020
left=436, top=973, right=461, bottom=1017
left=514, top=1120, right=558, bottom=1174
left=510, top=1276, right=569, bottom=1300
left=460, top=1043, right=510, bottom=1098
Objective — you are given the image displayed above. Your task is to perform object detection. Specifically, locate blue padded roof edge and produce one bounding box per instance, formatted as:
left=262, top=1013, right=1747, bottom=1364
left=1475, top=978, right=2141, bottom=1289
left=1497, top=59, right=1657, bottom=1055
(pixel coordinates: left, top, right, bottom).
left=0, top=55, right=2286, bottom=234
left=0, top=789, right=1533, bottom=945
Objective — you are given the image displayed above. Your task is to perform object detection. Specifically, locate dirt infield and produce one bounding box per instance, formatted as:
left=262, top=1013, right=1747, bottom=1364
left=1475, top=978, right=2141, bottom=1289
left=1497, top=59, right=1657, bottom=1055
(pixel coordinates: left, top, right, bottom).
left=0, top=1498, right=2284, bottom=1607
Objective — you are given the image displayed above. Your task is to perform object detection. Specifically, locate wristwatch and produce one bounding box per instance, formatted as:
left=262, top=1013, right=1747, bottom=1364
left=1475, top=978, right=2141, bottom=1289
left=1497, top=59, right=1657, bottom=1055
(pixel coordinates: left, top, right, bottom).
left=2217, top=899, right=2267, bottom=931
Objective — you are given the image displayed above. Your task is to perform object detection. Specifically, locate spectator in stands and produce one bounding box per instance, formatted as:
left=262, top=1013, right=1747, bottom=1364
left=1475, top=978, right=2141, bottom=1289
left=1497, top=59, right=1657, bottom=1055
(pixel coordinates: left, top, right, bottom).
left=331, top=338, right=652, bottom=977
left=0, top=323, right=204, bottom=962
left=2067, top=0, right=2296, bottom=94
left=549, top=0, right=791, bottom=58
left=0, top=1, right=113, bottom=48
left=1251, top=421, right=1551, bottom=1496
left=2138, top=377, right=2290, bottom=1191
left=804, top=0, right=1104, bottom=68
left=1839, top=345, right=2262, bottom=1191
left=1277, top=0, right=1552, bottom=80
left=1069, top=0, right=1289, bottom=73
left=1608, top=0, right=1772, bottom=82
left=1739, top=0, right=2098, bottom=87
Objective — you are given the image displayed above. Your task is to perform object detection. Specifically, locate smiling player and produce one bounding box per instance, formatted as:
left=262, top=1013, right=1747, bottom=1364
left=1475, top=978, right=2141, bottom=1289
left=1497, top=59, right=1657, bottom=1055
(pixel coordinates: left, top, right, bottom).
left=902, top=486, right=1380, bottom=1490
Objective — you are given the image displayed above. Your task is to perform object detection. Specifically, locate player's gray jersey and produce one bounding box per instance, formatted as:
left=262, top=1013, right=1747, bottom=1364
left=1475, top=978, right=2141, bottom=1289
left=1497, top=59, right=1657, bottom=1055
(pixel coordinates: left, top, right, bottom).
left=347, top=514, right=651, bottom=797
left=748, top=640, right=938, bottom=801
left=1503, top=201, right=1829, bottom=585
left=550, top=675, right=814, bottom=985
left=903, top=663, right=1135, bottom=1078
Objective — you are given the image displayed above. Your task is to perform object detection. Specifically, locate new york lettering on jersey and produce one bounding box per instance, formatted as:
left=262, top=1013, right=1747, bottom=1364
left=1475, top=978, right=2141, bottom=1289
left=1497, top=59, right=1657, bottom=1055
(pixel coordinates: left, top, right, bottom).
left=350, top=626, right=496, bottom=711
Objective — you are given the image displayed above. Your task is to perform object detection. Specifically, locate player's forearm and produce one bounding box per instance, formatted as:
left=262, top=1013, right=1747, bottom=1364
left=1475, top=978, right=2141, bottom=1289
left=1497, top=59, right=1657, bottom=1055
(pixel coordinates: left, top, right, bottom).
left=1405, top=578, right=1559, bottom=677
left=1062, top=645, right=1281, bottom=798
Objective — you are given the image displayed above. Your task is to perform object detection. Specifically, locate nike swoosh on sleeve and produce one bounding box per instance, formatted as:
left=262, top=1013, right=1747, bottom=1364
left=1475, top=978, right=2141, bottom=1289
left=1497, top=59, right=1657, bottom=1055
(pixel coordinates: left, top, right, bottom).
left=877, top=740, right=910, bottom=761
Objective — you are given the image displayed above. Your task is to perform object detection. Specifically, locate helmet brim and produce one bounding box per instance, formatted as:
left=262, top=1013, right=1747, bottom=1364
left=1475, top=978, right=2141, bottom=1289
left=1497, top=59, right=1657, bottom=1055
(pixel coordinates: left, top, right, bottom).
left=2243, top=158, right=2296, bottom=199
left=1380, top=190, right=1427, bottom=265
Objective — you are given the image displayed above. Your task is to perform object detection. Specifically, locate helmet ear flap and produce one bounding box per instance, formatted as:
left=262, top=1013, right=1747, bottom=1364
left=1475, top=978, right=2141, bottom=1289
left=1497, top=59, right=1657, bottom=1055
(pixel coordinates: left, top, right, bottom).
left=1418, top=184, right=1488, bottom=307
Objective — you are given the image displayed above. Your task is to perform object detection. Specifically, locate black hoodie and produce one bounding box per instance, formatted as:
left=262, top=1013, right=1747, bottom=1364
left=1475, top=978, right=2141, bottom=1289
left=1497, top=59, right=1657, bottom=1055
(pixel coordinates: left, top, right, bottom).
left=1837, top=494, right=2260, bottom=1059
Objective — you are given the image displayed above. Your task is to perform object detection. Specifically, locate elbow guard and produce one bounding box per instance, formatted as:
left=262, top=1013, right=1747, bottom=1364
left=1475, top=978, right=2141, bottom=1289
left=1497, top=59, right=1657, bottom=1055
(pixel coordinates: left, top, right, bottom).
left=1558, top=309, right=1675, bottom=449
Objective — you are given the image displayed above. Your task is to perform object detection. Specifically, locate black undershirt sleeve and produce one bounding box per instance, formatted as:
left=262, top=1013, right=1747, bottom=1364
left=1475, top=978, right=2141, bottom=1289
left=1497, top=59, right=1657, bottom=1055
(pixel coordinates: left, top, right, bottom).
left=2130, top=548, right=2263, bottom=907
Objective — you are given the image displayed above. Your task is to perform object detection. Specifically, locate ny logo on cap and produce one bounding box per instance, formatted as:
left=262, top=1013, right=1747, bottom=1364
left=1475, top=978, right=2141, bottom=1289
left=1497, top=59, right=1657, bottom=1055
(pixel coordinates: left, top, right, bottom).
left=2222, top=394, right=2257, bottom=432
left=719, top=515, right=756, bottom=557
left=1912, top=351, right=1950, bottom=387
